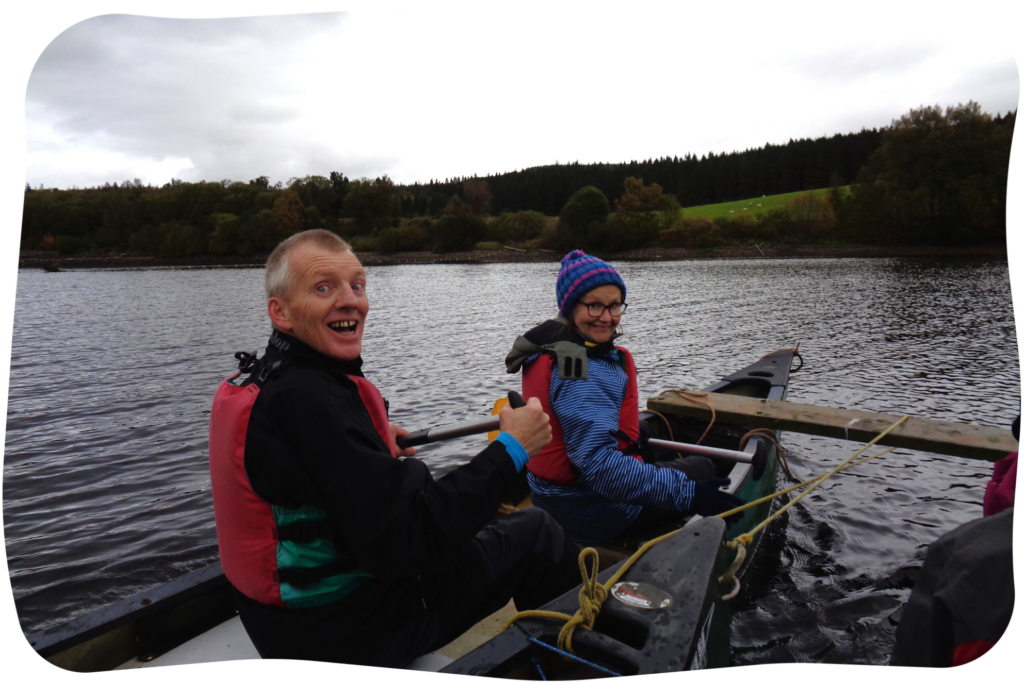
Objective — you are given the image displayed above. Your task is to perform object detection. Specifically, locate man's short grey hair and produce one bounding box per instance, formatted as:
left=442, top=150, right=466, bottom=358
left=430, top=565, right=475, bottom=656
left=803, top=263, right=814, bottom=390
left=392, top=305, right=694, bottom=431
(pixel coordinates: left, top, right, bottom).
left=265, top=230, right=352, bottom=301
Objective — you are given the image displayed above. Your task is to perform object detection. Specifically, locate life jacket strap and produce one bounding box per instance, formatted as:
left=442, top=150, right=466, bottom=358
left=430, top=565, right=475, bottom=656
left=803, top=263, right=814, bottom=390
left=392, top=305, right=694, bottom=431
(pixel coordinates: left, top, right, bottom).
left=273, top=521, right=335, bottom=543
left=609, top=429, right=642, bottom=457
left=275, top=560, right=357, bottom=588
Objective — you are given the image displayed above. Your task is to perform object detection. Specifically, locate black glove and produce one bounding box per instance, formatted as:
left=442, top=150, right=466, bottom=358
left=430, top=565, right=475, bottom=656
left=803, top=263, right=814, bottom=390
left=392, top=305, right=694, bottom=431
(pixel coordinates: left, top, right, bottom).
left=691, top=478, right=745, bottom=524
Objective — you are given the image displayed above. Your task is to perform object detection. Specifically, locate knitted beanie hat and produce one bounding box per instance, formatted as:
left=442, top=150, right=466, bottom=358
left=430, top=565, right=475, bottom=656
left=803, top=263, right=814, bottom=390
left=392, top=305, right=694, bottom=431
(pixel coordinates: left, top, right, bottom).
left=556, top=250, right=627, bottom=318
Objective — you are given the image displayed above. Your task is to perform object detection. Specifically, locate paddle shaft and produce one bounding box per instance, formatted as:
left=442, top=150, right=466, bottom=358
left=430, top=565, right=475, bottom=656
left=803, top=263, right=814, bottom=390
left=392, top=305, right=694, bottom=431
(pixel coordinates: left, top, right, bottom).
left=397, top=417, right=500, bottom=448
left=646, top=438, right=756, bottom=464
left=399, top=421, right=757, bottom=465
left=396, top=391, right=526, bottom=449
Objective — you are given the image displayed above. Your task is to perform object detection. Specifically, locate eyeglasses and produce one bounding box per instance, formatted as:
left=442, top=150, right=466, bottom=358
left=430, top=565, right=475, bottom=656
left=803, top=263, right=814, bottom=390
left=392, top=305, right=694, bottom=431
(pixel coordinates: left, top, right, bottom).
left=582, top=302, right=628, bottom=317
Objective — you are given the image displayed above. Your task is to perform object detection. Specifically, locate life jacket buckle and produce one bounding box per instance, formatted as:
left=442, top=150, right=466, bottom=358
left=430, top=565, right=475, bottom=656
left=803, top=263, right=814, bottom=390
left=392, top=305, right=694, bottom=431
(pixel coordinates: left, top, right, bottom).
left=235, top=351, right=259, bottom=373
left=257, top=360, right=281, bottom=384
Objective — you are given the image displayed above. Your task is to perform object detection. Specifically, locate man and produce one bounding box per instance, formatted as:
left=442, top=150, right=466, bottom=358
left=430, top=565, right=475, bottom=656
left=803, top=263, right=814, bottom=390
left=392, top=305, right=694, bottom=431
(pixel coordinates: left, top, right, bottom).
left=209, top=229, right=582, bottom=667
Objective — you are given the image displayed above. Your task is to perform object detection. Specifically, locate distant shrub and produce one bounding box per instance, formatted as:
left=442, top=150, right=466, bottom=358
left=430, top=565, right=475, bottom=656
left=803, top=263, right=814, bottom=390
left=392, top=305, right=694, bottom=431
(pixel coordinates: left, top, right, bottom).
left=787, top=191, right=837, bottom=241
left=475, top=241, right=501, bottom=251
left=129, top=226, right=161, bottom=255
left=659, top=218, right=724, bottom=248
left=593, top=210, right=663, bottom=250
left=558, top=186, right=610, bottom=248
left=614, top=177, right=681, bottom=214
left=538, top=222, right=562, bottom=250
left=54, top=235, right=92, bottom=256
left=158, top=221, right=204, bottom=258
left=234, top=224, right=260, bottom=256
left=208, top=213, right=242, bottom=255
left=431, top=213, right=487, bottom=253
left=753, top=209, right=798, bottom=242
left=488, top=211, right=548, bottom=243
left=349, top=236, right=378, bottom=252
left=332, top=218, right=360, bottom=238
left=716, top=214, right=776, bottom=243
left=589, top=213, right=660, bottom=253
left=376, top=222, right=431, bottom=254
left=405, top=217, right=432, bottom=230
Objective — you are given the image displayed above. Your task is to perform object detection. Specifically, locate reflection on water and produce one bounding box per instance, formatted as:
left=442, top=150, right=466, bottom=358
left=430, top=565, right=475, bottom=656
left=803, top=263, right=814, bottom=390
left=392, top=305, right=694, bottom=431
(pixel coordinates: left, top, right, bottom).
left=3, top=258, right=1018, bottom=665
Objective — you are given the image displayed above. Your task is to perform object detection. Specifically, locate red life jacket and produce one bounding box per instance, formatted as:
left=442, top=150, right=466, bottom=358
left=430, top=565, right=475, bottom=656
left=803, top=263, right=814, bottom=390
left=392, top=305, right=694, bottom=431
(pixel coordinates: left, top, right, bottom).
left=522, top=347, right=640, bottom=486
left=209, top=368, right=395, bottom=607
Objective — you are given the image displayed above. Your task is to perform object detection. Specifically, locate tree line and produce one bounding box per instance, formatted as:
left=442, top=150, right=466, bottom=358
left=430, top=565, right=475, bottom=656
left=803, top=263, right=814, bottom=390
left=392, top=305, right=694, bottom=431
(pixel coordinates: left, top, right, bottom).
left=21, top=102, right=1015, bottom=258
left=414, top=126, right=887, bottom=216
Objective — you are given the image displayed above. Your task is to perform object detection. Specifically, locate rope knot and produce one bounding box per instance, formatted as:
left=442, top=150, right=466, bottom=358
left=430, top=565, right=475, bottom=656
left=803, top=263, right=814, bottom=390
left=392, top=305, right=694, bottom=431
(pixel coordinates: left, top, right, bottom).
left=556, top=548, right=607, bottom=652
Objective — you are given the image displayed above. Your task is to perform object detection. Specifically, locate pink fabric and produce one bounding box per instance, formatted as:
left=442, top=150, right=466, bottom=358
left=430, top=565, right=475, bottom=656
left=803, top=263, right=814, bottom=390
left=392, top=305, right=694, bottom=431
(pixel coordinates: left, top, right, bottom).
left=953, top=640, right=996, bottom=666
left=983, top=451, right=1016, bottom=517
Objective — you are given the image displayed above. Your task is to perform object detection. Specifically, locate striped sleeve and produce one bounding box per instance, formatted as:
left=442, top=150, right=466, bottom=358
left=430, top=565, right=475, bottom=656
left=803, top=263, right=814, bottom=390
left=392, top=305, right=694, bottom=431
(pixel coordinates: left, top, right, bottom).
left=550, top=357, right=696, bottom=512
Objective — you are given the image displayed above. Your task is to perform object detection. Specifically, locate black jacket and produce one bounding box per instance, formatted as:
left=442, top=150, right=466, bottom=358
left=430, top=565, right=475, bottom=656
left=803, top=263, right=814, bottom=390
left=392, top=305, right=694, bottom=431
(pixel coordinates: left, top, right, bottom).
left=233, top=331, right=521, bottom=663
left=890, top=508, right=1014, bottom=667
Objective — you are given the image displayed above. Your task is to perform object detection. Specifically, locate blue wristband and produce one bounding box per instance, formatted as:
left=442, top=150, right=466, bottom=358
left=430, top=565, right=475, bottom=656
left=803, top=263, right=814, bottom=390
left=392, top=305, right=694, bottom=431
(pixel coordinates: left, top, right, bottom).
left=495, top=432, right=529, bottom=472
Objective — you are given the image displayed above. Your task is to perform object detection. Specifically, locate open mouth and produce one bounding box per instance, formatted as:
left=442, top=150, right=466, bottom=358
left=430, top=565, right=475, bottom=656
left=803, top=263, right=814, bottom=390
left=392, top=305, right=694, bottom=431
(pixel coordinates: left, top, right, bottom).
left=327, top=320, right=359, bottom=335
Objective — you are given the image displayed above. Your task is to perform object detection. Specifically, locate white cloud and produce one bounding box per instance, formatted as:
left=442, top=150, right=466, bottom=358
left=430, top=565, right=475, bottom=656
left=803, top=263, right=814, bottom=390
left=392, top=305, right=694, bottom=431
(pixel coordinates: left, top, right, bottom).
left=15, top=3, right=1020, bottom=190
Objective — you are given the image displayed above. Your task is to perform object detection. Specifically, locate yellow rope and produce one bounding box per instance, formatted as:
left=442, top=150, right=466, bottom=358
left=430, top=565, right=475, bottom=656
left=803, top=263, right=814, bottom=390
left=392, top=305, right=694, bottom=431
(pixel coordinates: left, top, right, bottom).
left=717, top=445, right=897, bottom=521
left=500, top=527, right=685, bottom=653
left=501, top=414, right=910, bottom=652
left=724, top=416, right=908, bottom=554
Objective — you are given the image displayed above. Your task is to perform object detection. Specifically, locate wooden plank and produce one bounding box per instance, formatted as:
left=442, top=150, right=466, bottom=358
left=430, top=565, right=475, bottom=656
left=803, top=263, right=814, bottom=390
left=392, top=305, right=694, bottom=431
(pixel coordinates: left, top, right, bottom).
left=647, top=391, right=1017, bottom=462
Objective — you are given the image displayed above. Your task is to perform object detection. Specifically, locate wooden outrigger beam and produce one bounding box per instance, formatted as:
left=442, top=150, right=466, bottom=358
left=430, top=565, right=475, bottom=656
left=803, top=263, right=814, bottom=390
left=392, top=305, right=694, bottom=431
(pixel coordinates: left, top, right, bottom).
left=647, top=392, right=1017, bottom=462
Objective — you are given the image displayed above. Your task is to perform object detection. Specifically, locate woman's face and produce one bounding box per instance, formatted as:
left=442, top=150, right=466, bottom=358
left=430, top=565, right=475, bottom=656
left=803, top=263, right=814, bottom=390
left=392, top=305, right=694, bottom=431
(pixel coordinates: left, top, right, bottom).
left=572, top=284, right=624, bottom=344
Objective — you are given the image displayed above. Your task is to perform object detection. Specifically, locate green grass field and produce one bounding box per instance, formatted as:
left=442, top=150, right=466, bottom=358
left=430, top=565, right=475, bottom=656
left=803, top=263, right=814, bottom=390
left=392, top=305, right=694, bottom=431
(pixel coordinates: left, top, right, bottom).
left=683, top=187, right=846, bottom=220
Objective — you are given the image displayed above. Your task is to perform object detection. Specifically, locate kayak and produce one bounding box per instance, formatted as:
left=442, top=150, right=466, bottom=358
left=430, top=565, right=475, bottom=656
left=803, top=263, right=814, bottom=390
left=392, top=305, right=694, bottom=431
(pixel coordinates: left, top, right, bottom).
left=30, top=349, right=799, bottom=673
left=443, top=347, right=800, bottom=676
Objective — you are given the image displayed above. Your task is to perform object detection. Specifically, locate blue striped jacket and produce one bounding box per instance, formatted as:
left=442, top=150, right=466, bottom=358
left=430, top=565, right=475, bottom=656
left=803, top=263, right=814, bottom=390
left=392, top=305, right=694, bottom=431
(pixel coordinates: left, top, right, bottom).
left=527, top=349, right=696, bottom=544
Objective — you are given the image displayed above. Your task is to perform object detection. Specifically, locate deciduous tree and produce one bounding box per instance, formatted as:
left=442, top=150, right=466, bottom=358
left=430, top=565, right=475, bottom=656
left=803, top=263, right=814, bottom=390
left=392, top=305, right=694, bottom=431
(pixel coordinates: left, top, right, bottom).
left=614, top=177, right=680, bottom=214
left=462, top=178, right=493, bottom=215
left=842, top=101, right=1012, bottom=244
left=557, top=186, right=610, bottom=249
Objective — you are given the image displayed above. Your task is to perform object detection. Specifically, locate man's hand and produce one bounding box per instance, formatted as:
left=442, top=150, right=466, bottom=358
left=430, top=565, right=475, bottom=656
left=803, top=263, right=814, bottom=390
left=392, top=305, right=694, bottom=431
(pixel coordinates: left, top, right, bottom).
left=390, top=423, right=417, bottom=457
left=498, top=397, right=551, bottom=457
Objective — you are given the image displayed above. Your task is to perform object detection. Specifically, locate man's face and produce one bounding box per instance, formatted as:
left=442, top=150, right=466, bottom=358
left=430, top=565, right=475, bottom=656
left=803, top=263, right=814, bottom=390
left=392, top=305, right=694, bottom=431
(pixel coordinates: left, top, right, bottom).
left=269, top=244, right=369, bottom=361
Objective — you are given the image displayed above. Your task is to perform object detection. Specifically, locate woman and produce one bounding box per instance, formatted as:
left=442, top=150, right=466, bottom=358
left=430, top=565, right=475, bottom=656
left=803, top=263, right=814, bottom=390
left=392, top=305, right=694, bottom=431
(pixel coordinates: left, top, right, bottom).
left=505, top=250, right=742, bottom=545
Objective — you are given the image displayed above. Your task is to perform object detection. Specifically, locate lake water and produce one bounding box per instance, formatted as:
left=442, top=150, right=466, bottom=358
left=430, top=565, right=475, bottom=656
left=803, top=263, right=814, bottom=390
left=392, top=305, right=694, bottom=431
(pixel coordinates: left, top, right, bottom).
left=3, top=257, right=1018, bottom=665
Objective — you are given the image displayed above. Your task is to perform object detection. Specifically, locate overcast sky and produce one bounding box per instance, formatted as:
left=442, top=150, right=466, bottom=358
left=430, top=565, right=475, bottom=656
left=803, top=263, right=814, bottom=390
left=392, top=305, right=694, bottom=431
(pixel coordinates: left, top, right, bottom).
left=19, top=3, right=1021, bottom=190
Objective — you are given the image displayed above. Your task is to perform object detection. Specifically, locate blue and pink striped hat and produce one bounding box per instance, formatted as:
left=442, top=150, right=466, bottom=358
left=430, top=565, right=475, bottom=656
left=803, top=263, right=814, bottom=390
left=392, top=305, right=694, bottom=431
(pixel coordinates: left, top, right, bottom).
left=556, top=250, right=627, bottom=318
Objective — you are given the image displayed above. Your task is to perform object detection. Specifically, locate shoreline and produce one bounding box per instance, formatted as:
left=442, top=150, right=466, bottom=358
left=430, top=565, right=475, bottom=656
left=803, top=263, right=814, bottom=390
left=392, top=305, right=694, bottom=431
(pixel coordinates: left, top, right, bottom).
left=18, top=243, right=1008, bottom=271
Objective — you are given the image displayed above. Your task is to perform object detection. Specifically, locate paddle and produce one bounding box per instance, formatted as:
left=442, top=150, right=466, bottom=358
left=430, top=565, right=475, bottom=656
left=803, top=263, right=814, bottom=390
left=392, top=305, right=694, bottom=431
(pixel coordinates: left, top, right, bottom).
left=395, top=393, right=760, bottom=468
left=396, top=391, right=527, bottom=449
left=646, top=438, right=757, bottom=465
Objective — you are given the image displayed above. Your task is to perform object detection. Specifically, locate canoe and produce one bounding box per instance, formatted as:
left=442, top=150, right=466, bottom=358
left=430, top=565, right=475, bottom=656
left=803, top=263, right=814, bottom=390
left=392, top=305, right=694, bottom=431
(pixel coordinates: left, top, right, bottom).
left=30, top=349, right=799, bottom=673
left=442, top=347, right=799, bottom=676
